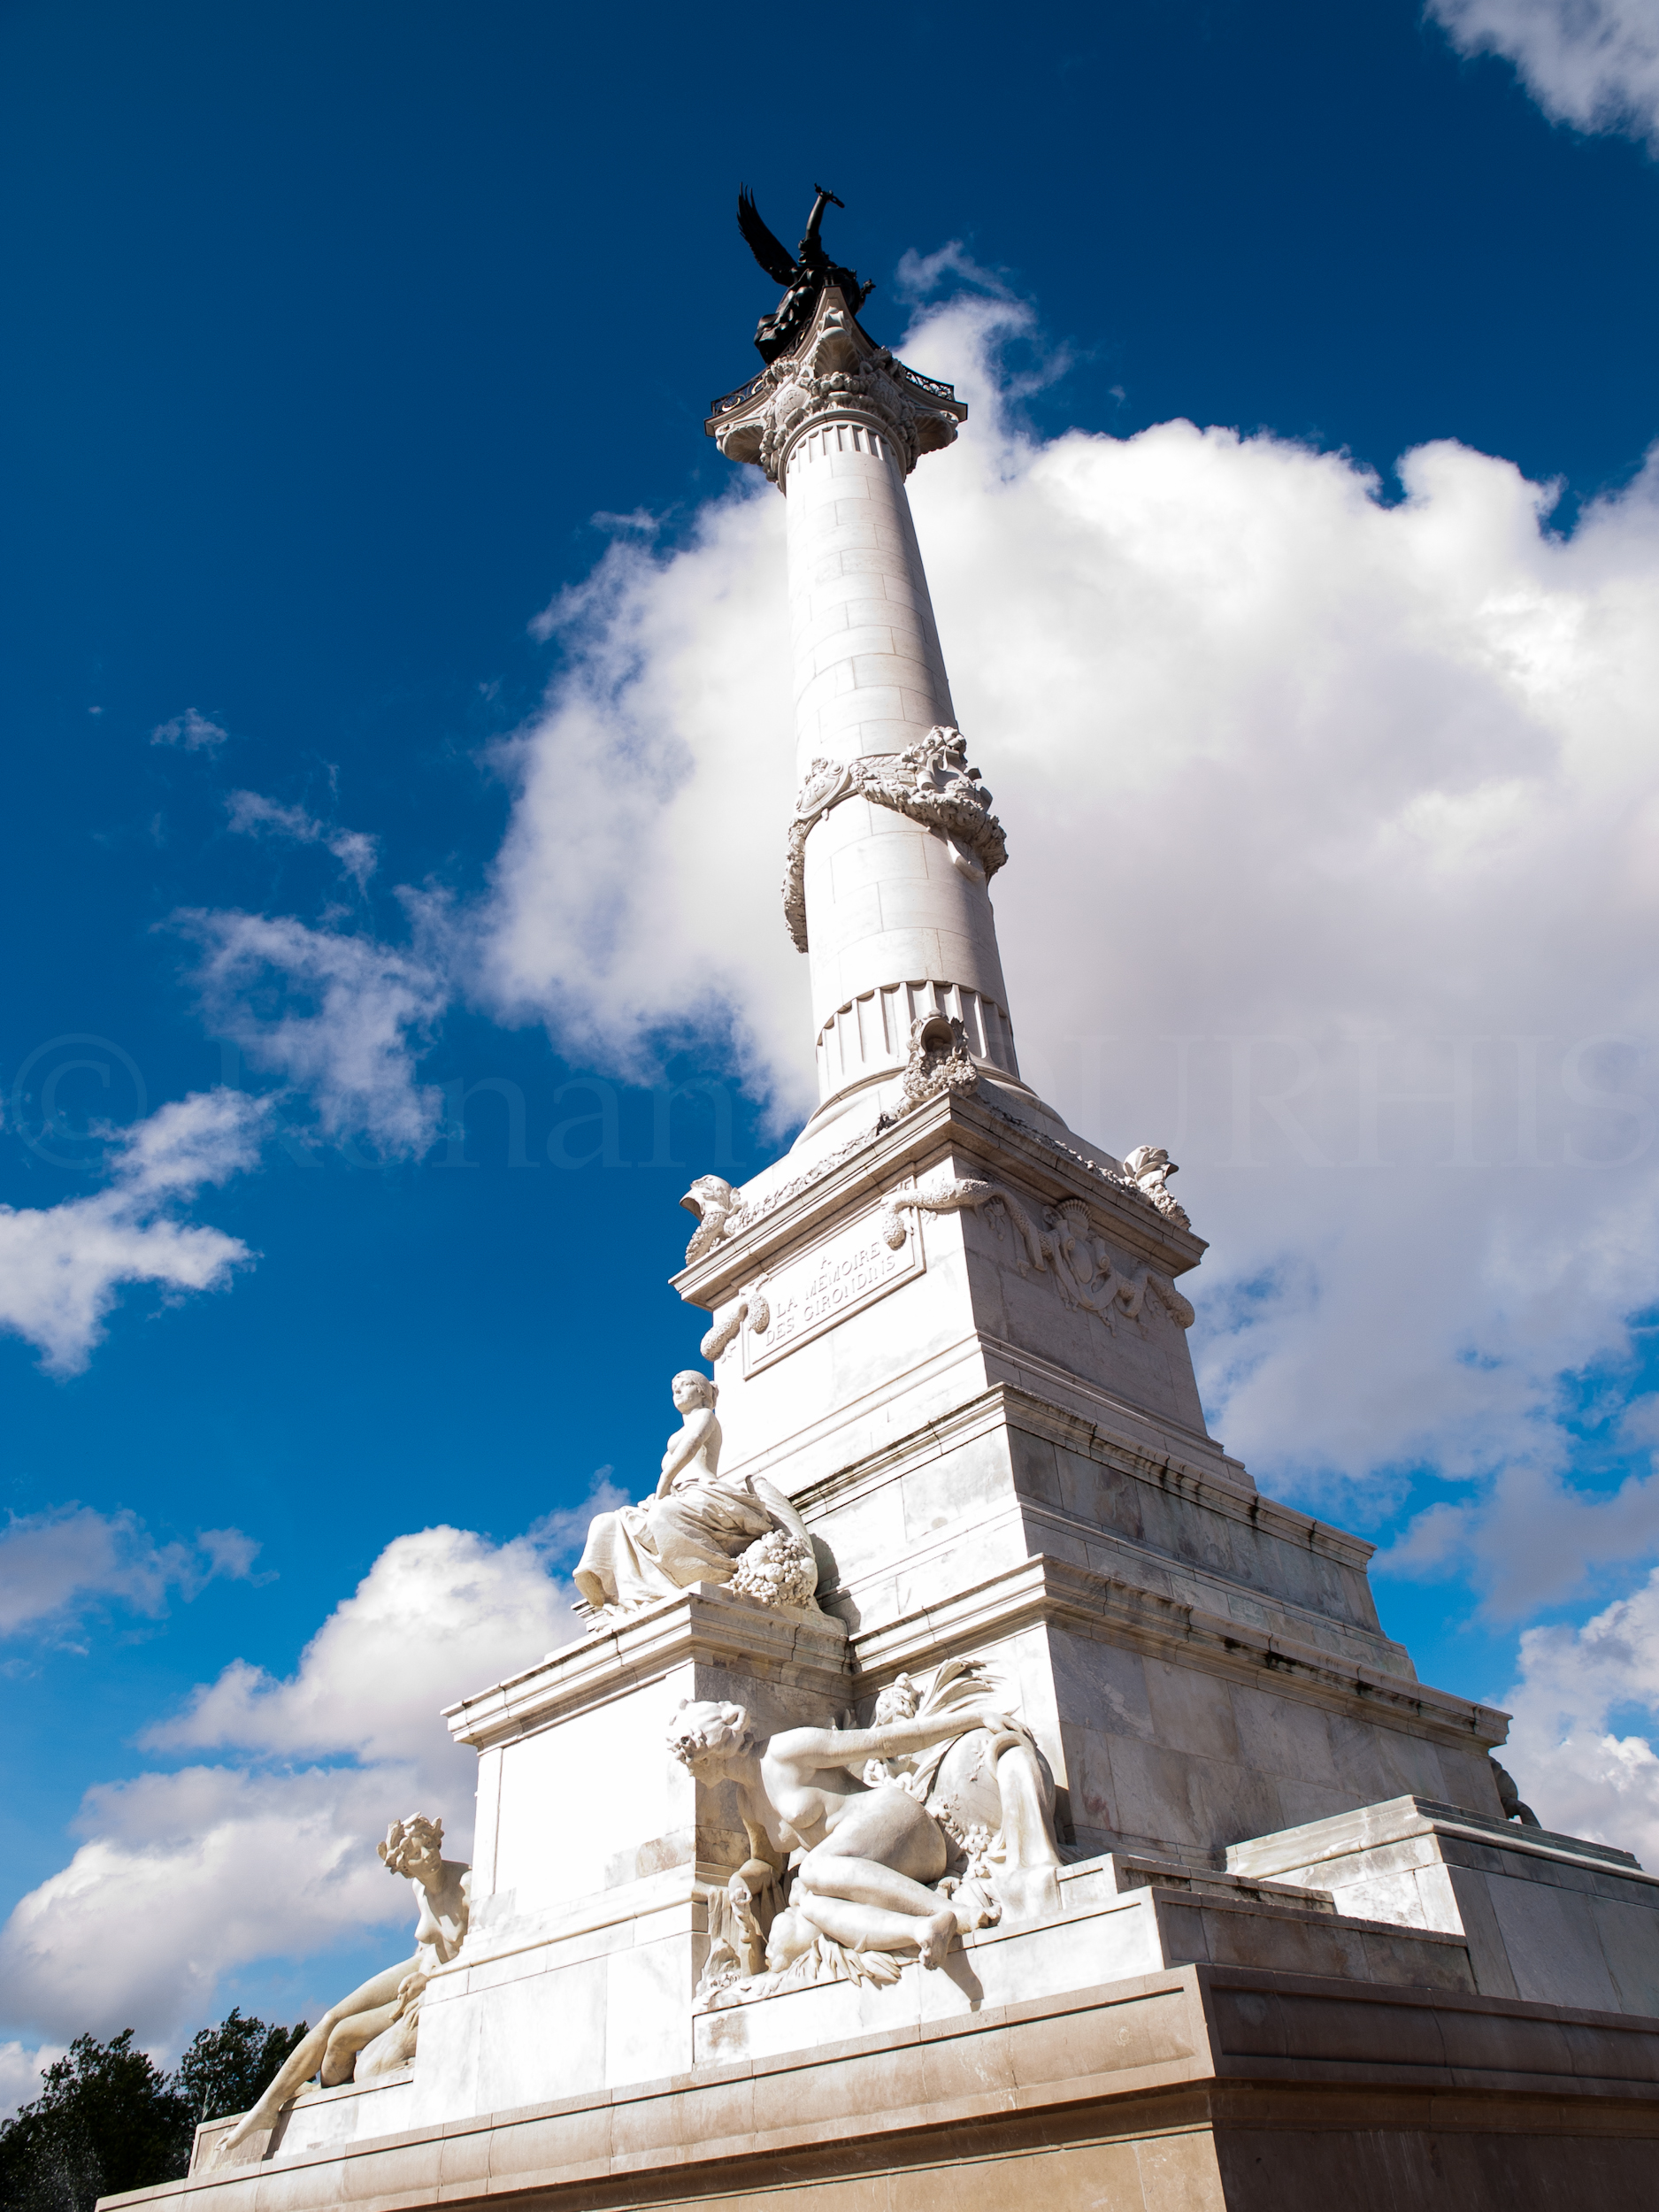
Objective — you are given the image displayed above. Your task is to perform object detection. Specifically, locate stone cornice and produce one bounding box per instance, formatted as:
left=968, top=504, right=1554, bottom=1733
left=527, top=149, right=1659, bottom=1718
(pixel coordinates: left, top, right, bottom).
left=1225, top=1795, right=1651, bottom=1886
left=443, top=1587, right=850, bottom=1753
left=672, top=1089, right=1205, bottom=1315
left=844, top=1553, right=1509, bottom=1753
left=796, top=1382, right=1372, bottom=1572
left=704, top=286, right=968, bottom=487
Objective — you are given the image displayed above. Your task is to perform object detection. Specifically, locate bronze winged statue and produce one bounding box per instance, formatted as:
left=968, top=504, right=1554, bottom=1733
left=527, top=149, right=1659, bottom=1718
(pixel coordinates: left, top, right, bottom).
left=736, top=183, right=875, bottom=364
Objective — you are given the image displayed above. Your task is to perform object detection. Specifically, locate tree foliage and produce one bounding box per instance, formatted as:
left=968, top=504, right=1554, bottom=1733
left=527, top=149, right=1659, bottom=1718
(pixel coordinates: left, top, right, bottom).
left=0, top=2011, right=307, bottom=2212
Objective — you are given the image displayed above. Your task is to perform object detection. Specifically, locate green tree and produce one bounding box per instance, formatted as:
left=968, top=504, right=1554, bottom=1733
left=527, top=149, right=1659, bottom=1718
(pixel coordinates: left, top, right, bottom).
left=0, top=2011, right=308, bottom=2211
left=173, top=2009, right=310, bottom=2131
left=0, top=2032, right=186, bottom=2211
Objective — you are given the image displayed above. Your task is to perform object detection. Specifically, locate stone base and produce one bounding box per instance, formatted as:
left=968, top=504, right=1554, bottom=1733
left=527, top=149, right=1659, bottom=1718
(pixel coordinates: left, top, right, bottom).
left=1225, top=1795, right=1659, bottom=2017
left=150, top=1962, right=1659, bottom=2212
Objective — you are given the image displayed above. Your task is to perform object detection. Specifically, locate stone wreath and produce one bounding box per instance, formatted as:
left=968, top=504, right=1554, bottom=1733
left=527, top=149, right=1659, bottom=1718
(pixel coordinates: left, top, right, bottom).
left=781, top=727, right=1008, bottom=952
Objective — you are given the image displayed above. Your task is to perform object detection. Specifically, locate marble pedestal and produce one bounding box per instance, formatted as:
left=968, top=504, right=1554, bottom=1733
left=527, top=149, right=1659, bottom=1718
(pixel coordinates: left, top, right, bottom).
left=173, top=1962, right=1659, bottom=2212
left=143, top=1094, right=1659, bottom=2210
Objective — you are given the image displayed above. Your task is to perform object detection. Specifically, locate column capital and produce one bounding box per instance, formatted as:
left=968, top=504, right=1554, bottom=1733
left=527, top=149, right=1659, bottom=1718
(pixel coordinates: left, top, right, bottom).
left=706, top=287, right=968, bottom=487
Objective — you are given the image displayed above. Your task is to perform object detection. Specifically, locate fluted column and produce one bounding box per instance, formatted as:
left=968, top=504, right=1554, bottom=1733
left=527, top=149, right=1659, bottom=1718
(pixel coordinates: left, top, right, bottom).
left=708, top=292, right=1021, bottom=1128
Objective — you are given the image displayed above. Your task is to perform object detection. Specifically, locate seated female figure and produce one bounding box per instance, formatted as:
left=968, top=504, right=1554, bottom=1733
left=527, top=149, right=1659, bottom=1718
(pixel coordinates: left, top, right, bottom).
left=574, top=1373, right=814, bottom=1617
left=212, top=1814, right=469, bottom=2168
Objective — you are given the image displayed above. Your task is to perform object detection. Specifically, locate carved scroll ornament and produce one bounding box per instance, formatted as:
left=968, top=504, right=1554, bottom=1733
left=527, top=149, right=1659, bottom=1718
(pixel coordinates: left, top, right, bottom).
left=709, top=298, right=966, bottom=485
left=782, top=727, right=1007, bottom=953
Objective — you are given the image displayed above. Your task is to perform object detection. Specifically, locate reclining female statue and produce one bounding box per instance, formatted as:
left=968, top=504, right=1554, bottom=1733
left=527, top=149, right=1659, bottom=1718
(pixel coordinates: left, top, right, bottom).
left=212, top=1813, right=469, bottom=2168
left=669, top=1694, right=1017, bottom=1969
left=574, top=1371, right=816, bottom=1618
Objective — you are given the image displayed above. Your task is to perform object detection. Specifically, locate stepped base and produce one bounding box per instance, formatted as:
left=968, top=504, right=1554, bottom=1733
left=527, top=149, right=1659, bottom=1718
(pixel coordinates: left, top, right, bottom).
left=161, top=1959, right=1659, bottom=2212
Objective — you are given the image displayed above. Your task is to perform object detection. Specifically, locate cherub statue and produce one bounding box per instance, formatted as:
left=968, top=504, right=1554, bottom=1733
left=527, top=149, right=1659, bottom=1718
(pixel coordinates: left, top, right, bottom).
left=211, top=1814, right=469, bottom=2168
left=669, top=1694, right=1017, bottom=1970
left=573, top=1373, right=817, bottom=1623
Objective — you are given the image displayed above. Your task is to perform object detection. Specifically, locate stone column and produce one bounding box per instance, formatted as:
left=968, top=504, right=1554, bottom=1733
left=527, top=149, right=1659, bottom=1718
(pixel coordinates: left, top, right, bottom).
left=708, top=293, right=1023, bottom=1133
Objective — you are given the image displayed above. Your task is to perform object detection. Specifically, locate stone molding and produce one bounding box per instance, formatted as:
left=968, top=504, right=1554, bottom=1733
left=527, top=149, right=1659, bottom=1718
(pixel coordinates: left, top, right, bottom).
left=443, top=1586, right=851, bottom=1755
left=795, top=1381, right=1371, bottom=1582
left=841, top=1552, right=1508, bottom=1755
left=166, top=1962, right=1659, bottom=2212
left=1226, top=1794, right=1652, bottom=1886
left=782, top=729, right=1007, bottom=953
left=705, top=286, right=968, bottom=488
left=673, top=1091, right=1205, bottom=1312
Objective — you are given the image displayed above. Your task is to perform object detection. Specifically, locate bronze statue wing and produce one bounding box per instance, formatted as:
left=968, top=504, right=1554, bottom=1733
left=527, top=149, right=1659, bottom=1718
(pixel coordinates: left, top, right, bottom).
left=737, top=187, right=799, bottom=286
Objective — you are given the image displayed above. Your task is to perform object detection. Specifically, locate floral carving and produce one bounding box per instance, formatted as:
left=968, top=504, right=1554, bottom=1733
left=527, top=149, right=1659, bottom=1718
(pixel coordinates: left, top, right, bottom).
left=888, top=1012, right=979, bottom=1119
left=708, top=296, right=966, bottom=487
left=783, top=727, right=1006, bottom=953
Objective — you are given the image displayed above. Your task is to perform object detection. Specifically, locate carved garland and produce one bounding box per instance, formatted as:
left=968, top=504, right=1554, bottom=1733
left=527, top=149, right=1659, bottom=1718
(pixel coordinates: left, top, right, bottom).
left=782, top=727, right=1007, bottom=953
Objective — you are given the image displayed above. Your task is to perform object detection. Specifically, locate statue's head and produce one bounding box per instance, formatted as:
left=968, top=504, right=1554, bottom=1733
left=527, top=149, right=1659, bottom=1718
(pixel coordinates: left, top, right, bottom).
left=379, top=1812, right=443, bottom=1877
left=672, top=1371, right=717, bottom=1413
left=872, top=1673, right=918, bottom=1726
left=667, top=1698, right=753, bottom=1770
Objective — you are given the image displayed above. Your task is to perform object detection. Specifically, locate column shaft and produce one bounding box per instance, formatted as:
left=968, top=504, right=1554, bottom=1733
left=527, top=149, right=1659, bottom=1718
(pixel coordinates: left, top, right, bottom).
left=784, top=414, right=1018, bottom=1111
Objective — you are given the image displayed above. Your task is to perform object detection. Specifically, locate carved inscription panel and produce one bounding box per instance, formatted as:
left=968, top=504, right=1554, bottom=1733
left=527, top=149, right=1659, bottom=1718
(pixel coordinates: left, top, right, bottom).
left=744, top=1208, right=925, bottom=1373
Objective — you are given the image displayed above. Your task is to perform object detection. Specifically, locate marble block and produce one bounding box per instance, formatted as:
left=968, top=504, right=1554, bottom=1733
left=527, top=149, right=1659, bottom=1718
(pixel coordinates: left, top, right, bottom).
left=154, top=1961, right=1659, bottom=2212
left=1225, top=1794, right=1659, bottom=2016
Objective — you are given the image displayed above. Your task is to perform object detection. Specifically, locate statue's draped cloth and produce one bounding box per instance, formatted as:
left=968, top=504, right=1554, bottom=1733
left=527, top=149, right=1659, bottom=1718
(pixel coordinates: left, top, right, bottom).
left=575, top=1473, right=774, bottom=1611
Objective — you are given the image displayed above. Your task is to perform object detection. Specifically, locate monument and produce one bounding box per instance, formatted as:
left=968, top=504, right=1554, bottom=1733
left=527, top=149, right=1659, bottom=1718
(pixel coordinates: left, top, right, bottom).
left=118, top=188, right=1659, bottom=2212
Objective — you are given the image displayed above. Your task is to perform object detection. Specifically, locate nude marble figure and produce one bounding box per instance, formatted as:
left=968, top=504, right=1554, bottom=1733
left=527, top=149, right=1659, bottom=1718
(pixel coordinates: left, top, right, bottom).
left=574, top=1372, right=816, bottom=1618
left=669, top=1696, right=1015, bottom=1967
left=212, top=1814, right=469, bottom=2168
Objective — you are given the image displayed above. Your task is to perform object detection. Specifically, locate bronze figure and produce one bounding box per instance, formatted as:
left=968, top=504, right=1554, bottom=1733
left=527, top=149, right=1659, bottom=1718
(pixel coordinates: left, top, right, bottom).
left=736, top=183, right=875, bottom=363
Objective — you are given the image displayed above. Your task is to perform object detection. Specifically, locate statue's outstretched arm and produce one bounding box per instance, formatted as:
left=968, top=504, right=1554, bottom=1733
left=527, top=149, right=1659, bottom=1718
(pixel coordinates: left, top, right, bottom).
left=777, top=1706, right=1011, bottom=1770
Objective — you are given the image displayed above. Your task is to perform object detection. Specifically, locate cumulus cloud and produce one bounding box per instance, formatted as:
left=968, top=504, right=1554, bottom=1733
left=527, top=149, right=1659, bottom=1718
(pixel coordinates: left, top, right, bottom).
left=1432, top=0, right=1659, bottom=148
left=1502, top=1565, right=1659, bottom=1864
left=0, top=1516, right=588, bottom=2043
left=479, top=286, right=1659, bottom=1604
left=0, top=2040, right=62, bottom=2126
left=0, top=1089, right=264, bottom=1375
left=175, top=906, right=449, bottom=1158
left=0, top=1508, right=259, bottom=1639
left=144, top=1522, right=581, bottom=1766
left=484, top=503, right=795, bottom=1091
left=150, top=708, right=227, bottom=752
left=226, top=788, right=380, bottom=893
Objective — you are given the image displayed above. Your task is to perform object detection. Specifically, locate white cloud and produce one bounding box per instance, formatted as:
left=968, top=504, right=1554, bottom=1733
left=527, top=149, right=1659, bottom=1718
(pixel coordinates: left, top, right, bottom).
left=1502, top=1565, right=1659, bottom=1864
left=0, top=2039, right=62, bottom=2125
left=0, top=1517, right=585, bottom=2043
left=175, top=907, right=449, bottom=1158
left=144, top=1523, right=580, bottom=1766
left=150, top=708, right=227, bottom=752
left=226, top=789, right=380, bottom=893
left=479, top=287, right=1659, bottom=1604
left=0, top=1507, right=259, bottom=1639
left=483, top=503, right=796, bottom=1095
left=1431, top=0, right=1659, bottom=148
left=0, top=1089, right=264, bottom=1375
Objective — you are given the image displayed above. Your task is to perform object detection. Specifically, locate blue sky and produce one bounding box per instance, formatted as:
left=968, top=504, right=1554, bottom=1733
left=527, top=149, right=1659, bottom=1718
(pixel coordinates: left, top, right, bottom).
left=4, top=0, right=1659, bottom=2093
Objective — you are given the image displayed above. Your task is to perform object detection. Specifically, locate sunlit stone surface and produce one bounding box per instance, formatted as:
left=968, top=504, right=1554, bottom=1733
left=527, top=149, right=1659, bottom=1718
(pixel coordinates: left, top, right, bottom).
left=142, top=256, right=1659, bottom=2212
